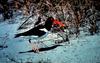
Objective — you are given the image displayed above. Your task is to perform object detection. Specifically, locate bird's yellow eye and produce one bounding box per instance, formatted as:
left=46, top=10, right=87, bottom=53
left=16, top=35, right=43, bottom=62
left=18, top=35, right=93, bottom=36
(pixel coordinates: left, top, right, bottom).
left=51, top=18, right=54, bottom=21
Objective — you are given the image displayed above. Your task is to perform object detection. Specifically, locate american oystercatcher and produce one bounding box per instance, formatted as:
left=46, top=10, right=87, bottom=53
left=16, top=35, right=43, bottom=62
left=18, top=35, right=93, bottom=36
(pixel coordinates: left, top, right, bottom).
left=15, top=17, right=54, bottom=38
left=15, top=17, right=65, bottom=38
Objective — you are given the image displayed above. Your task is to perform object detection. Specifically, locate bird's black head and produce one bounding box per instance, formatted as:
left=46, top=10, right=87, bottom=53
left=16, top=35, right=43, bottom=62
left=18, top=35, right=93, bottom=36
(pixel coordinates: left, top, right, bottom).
left=44, top=17, right=54, bottom=31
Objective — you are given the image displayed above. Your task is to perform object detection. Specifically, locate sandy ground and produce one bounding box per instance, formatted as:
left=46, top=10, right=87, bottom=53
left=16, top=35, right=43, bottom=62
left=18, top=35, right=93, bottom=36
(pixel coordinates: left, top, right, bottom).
left=0, top=18, right=100, bottom=63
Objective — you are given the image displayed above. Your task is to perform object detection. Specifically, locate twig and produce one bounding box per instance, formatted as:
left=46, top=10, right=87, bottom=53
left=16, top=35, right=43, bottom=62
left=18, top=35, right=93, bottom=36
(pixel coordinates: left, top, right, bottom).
left=18, top=14, right=34, bottom=30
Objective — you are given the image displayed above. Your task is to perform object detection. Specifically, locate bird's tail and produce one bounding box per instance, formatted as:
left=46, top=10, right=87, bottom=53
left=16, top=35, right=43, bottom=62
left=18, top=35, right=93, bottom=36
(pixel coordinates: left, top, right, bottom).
left=14, top=34, right=21, bottom=38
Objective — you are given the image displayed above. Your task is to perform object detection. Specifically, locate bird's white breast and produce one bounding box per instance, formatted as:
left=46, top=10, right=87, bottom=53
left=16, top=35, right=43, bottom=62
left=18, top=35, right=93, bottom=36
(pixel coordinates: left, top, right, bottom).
left=39, top=28, right=48, bottom=32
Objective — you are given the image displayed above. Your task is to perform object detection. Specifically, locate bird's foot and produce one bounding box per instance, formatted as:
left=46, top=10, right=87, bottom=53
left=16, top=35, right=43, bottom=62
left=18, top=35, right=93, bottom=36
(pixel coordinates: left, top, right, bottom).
left=29, top=39, right=31, bottom=43
left=31, top=43, right=40, bottom=53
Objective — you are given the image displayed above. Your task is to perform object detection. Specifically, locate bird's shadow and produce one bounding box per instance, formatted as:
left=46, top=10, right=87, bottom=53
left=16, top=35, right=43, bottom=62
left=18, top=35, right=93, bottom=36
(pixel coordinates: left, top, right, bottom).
left=19, top=45, right=62, bottom=53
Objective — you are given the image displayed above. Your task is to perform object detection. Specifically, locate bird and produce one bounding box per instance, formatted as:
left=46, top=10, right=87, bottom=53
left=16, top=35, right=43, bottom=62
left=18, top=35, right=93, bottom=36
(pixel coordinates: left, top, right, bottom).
left=14, top=17, right=54, bottom=38
left=14, top=16, right=65, bottom=40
